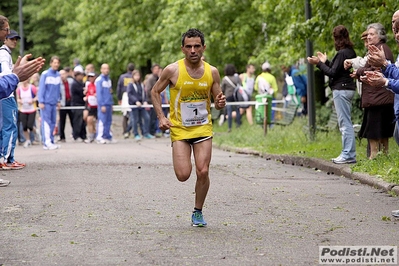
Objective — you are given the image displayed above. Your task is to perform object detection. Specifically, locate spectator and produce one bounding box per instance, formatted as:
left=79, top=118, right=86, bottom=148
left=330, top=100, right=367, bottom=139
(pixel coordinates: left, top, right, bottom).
left=255, top=62, right=278, bottom=96
left=117, top=63, right=134, bottom=138
left=362, top=11, right=399, bottom=218
left=356, top=23, right=395, bottom=160
left=38, top=56, right=61, bottom=150
left=364, top=17, right=399, bottom=144
left=70, top=66, right=87, bottom=142
left=95, top=63, right=115, bottom=144
left=0, top=29, right=25, bottom=169
left=58, top=69, right=73, bottom=142
left=84, top=72, right=97, bottom=143
left=221, top=64, right=242, bottom=132
left=84, top=64, right=95, bottom=81
left=127, top=70, right=153, bottom=140
left=239, top=64, right=256, bottom=125
left=344, top=30, right=369, bottom=71
left=30, top=73, right=40, bottom=87
left=344, top=30, right=369, bottom=98
left=30, top=72, right=41, bottom=144
left=282, top=64, right=308, bottom=115
left=16, top=78, right=37, bottom=148
left=73, top=58, right=82, bottom=68
left=307, top=25, right=357, bottom=164
left=158, top=67, right=170, bottom=137
left=145, top=63, right=162, bottom=137
left=255, top=62, right=279, bottom=122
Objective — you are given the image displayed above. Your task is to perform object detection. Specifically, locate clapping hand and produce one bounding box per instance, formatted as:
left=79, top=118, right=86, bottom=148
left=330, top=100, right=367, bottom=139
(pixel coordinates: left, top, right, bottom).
left=368, top=45, right=386, bottom=67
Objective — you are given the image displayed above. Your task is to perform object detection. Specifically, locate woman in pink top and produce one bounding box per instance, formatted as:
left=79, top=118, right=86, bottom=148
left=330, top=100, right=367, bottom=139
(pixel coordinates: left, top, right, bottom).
left=16, top=79, right=38, bottom=148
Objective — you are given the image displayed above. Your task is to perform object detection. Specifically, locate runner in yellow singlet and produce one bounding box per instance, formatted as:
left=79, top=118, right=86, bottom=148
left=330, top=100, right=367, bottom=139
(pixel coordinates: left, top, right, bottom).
left=151, top=28, right=226, bottom=227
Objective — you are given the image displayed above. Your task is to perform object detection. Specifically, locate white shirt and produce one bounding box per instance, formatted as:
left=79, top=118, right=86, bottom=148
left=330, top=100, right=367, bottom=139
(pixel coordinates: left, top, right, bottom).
left=0, top=45, right=15, bottom=98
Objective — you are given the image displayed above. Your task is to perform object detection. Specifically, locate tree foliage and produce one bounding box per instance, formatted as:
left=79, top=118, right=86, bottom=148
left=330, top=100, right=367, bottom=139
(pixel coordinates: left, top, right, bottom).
left=1, top=0, right=398, bottom=78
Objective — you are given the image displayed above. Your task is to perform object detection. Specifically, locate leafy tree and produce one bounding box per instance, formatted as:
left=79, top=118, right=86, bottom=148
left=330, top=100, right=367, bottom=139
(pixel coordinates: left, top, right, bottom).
left=4, top=0, right=399, bottom=81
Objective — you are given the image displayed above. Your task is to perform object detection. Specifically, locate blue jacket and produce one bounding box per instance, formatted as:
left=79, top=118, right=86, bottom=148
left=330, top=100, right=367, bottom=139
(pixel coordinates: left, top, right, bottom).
left=383, top=64, right=399, bottom=93
left=96, top=74, right=113, bottom=107
left=127, top=82, right=146, bottom=105
left=290, top=67, right=307, bottom=97
left=383, top=60, right=399, bottom=121
left=116, top=71, right=133, bottom=101
left=38, top=68, right=61, bottom=105
left=0, top=74, right=18, bottom=99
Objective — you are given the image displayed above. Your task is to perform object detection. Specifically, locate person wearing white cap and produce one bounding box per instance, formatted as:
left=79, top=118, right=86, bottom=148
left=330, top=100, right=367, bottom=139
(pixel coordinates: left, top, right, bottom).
left=70, top=65, right=87, bottom=142
left=255, top=61, right=278, bottom=122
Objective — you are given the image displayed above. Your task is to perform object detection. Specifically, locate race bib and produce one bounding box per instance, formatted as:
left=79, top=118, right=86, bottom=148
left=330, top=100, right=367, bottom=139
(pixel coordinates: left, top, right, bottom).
left=22, top=102, right=31, bottom=109
left=87, top=95, right=97, bottom=106
left=181, top=101, right=208, bottom=127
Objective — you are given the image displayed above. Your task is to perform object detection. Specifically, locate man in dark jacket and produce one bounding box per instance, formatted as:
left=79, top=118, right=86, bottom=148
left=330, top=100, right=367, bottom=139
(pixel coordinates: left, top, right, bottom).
left=70, top=66, right=86, bottom=141
left=117, top=63, right=134, bottom=138
left=127, top=70, right=153, bottom=140
left=145, top=64, right=161, bottom=136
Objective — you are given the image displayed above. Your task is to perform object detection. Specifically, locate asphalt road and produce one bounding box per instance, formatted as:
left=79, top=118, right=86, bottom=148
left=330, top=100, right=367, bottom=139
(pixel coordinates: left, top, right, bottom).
left=1, top=117, right=398, bottom=265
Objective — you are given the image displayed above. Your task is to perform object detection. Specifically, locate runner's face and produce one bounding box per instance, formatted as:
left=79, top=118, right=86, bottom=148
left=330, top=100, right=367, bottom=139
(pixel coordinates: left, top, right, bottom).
left=181, top=37, right=205, bottom=64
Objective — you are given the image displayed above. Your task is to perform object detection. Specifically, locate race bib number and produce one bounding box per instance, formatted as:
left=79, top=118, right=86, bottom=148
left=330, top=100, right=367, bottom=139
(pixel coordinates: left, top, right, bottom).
left=87, top=95, right=97, bottom=106
left=22, top=102, right=31, bottom=110
left=181, top=101, right=208, bottom=127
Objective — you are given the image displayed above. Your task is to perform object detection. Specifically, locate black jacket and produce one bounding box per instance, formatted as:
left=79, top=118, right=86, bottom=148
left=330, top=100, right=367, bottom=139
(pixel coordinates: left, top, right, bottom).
left=71, top=79, right=85, bottom=106
left=317, top=47, right=357, bottom=91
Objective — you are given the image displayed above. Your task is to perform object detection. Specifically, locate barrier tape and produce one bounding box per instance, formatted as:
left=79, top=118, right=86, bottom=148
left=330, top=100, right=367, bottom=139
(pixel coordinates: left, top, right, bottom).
left=56, top=99, right=287, bottom=111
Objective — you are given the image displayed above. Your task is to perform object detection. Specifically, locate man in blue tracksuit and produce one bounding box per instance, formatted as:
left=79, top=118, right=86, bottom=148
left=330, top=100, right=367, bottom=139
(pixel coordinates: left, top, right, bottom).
left=38, top=56, right=61, bottom=150
left=95, top=63, right=115, bottom=144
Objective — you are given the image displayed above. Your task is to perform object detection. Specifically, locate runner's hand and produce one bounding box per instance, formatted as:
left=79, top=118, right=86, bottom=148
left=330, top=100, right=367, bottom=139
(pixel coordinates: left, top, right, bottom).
left=215, top=92, right=226, bottom=110
left=158, top=116, right=173, bottom=131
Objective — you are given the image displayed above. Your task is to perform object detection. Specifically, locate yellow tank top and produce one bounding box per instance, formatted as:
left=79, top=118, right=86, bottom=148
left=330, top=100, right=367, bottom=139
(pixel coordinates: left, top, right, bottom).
left=169, top=59, right=214, bottom=142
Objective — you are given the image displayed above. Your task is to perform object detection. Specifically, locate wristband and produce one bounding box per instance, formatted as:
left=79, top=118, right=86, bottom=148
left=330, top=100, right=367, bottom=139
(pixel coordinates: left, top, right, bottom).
left=381, top=61, right=389, bottom=71
left=384, top=79, right=389, bottom=88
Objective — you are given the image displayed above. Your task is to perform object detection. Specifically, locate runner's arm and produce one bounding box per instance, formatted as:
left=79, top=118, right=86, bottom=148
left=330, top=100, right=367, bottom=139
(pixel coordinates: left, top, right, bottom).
left=151, top=63, right=176, bottom=130
left=210, top=67, right=226, bottom=110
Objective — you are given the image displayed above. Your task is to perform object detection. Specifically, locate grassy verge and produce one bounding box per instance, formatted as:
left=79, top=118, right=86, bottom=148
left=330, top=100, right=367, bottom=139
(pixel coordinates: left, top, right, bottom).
left=212, top=116, right=399, bottom=184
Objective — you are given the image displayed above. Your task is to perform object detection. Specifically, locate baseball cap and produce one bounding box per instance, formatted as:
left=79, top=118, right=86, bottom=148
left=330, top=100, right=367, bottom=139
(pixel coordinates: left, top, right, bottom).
left=7, top=30, right=21, bottom=40
left=87, top=72, right=96, bottom=77
left=73, top=65, right=85, bottom=75
left=262, top=62, right=271, bottom=71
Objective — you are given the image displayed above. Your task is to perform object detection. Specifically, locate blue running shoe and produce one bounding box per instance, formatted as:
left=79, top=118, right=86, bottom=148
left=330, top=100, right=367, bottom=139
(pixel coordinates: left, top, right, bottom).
left=144, top=134, right=155, bottom=139
left=192, top=211, right=207, bottom=227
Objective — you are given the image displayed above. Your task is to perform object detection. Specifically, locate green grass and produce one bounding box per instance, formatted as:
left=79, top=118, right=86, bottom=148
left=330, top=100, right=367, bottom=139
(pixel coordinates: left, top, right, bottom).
left=212, top=116, right=399, bottom=184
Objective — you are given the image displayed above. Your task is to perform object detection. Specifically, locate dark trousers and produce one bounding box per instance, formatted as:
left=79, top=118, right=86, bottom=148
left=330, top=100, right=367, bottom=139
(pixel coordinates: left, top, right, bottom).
left=72, top=108, right=86, bottom=140
left=59, top=101, right=74, bottom=140
left=148, top=108, right=158, bottom=135
left=123, top=113, right=132, bottom=134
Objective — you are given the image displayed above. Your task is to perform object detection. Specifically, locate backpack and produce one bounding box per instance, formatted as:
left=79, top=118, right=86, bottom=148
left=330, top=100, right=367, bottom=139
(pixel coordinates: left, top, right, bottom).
left=284, top=73, right=299, bottom=105
left=285, top=73, right=296, bottom=96
left=225, top=76, right=249, bottom=103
